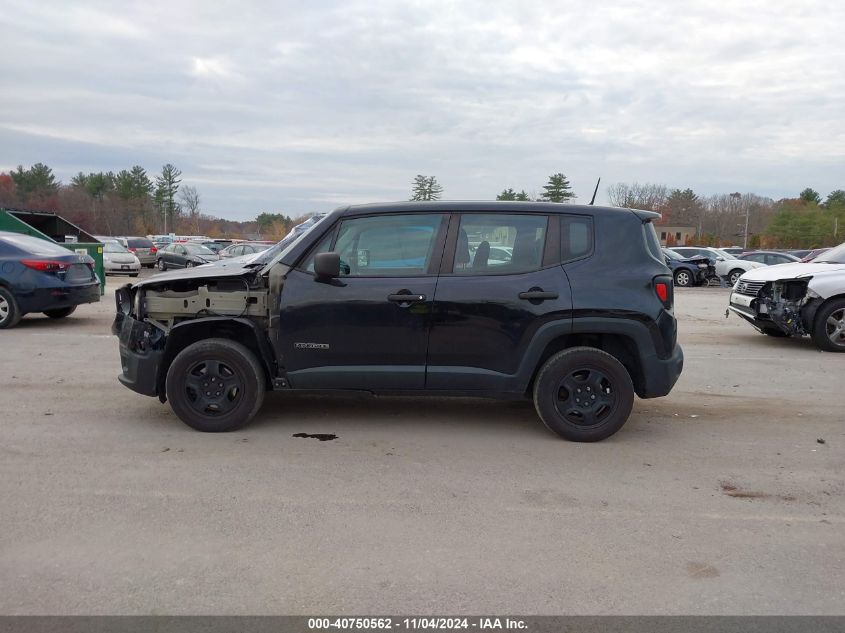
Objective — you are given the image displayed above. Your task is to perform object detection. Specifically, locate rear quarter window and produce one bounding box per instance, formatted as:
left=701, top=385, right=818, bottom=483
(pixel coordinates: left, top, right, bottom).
left=642, top=222, right=665, bottom=263
left=560, top=215, right=593, bottom=263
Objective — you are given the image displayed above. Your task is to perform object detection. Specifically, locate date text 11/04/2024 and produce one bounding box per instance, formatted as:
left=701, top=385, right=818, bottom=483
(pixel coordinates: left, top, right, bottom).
left=307, top=618, right=527, bottom=630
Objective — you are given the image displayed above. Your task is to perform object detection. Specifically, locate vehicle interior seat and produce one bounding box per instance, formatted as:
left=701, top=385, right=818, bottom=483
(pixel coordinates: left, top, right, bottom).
left=456, top=229, right=470, bottom=270
left=511, top=232, right=541, bottom=269
left=472, top=241, right=490, bottom=270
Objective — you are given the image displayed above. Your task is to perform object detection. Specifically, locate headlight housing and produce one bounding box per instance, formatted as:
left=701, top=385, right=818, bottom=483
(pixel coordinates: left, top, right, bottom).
left=115, top=287, right=131, bottom=315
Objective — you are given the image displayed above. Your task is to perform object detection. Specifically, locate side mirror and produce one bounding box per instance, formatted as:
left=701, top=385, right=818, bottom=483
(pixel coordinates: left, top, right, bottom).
left=314, top=252, right=341, bottom=278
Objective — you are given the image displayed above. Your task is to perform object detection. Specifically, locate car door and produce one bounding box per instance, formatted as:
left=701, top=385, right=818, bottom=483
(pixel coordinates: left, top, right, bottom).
left=278, top=212, right=448, bottom=390
left=170, top=245, right=186, bottom=267
left=426, top=212, right=574, bottom=391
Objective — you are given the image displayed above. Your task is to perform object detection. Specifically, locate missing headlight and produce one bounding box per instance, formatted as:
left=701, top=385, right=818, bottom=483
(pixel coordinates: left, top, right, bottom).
left=115, top=287, right=131, bottom=315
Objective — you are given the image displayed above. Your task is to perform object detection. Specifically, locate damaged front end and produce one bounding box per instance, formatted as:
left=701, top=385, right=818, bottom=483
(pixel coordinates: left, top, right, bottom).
left=112, top=268, right=276, bottom=399
left=730, top=276, right=823, bottom=337
left=759, top=279, right=812, bottom=336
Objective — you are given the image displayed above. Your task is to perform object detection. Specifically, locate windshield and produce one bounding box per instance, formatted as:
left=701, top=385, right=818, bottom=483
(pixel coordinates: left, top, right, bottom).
left=254, top=213, right=329, bottom=267
left=813, top=242, right=845, bottom=264
left=663, top=248, right=683, bottom=260
left=104, top=241, right=129, bottom=253
left=185, top=243, right=215, bottom=255
left=712, top=248, right=735, bottom=260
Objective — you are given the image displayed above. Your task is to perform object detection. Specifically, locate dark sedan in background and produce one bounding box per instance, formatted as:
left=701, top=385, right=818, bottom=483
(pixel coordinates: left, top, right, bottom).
left=218, top=242, right=273, bottom=258
left=662, top=248, right=714, bottom=287
left=0, top=231, right=100, bottom=329
left=736, top=250, right=800, bottom=266
left=156, top=242, right=220, bottom=270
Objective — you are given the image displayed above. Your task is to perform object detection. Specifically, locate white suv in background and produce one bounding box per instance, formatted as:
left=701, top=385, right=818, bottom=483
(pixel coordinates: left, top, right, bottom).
left=672, top=246, right=765, bottom=285
left=728, top=242, right=845, bottom=352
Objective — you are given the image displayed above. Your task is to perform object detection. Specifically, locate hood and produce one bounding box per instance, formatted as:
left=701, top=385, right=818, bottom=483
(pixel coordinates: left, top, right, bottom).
left=131, top=260, right=256, bottom=288
left=739, top=262, right=845, bottom=282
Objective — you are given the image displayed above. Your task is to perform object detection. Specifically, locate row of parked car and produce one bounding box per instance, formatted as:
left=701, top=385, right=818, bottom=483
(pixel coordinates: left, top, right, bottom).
left=662, top=246, right=829, bottom=287
left=91, top=236, right=275, bottom=275
left=154, top=240, right=271, bottom=271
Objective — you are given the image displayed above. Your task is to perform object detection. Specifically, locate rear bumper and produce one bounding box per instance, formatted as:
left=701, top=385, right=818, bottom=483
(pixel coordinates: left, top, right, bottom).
left=105, top=263, right=141, bottom=274
left=638, top=343, right=684, bottom=398
left=16, top=283, right=100, bottom=314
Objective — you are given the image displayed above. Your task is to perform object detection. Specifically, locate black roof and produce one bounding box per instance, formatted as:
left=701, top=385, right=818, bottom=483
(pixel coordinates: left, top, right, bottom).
left=333, top=200, right=658, bottom=220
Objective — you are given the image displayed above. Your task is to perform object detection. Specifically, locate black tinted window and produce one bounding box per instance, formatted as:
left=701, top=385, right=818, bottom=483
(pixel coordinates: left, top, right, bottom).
left=127, top=238, right=153, bottom=248
left=454, top=214, right=547, bottom=275
left=561, top=216, right=593, bottom=262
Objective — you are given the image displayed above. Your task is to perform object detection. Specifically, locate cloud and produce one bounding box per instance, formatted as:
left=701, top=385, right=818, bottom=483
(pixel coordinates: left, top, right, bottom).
left=190, top=57, right=236, bottom=80
left=1, top=0, right=844, bottom=218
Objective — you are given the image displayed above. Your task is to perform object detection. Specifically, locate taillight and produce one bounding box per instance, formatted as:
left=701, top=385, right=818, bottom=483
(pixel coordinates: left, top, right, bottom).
left=653, top=275, right=673, bottom=310
left=21, top=259, right=71, bottom=273
left=128, top=247, right=137, bottom=252
left=150, top=246, right=157, bottom=254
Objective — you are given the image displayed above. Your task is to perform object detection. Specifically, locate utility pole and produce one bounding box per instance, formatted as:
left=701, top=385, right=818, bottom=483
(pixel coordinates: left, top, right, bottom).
left=730, top=192, right=746, bottom=248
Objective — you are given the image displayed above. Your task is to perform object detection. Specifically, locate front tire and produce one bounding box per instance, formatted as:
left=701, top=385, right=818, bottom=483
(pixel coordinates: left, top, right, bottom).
left=533, top=347, right=634, bottom=442
left=43, top=306, right=76, bottom=319
left=674, top=269, right=693, bottom=287
left=157, top=258, right=167, bottom=271
left=0, top=287, right=22, bottom=329
left=728, top=269, right=744, bottom=286
left=166, top=338, right=266, bottom=432
left=811, top=298, right=845, bottom=352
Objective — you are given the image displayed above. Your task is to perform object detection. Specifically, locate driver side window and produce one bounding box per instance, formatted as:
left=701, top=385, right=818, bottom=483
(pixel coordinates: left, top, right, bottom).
left=302, top=214, right=446, bottom=277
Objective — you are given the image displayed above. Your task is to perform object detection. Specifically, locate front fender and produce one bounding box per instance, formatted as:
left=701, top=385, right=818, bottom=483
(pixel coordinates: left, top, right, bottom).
left=155, top=317, right=278, bottom=401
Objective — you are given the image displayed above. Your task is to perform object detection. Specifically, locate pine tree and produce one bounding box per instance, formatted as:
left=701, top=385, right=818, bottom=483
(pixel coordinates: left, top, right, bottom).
left=410, top=175, right=443, bottom=201
left=155, top=164, right=182, bottom=233
left=497, top=188, right=517, bottom=201
left=540, top=173, right=575, bottom=203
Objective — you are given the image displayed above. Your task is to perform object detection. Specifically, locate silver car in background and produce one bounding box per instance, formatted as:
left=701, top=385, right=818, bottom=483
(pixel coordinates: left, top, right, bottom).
left=102, top=240, right=141, bottom=276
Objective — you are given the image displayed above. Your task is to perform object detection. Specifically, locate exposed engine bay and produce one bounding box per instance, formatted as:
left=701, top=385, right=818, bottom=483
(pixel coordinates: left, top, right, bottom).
left=759, top=279, right=811, bottom=336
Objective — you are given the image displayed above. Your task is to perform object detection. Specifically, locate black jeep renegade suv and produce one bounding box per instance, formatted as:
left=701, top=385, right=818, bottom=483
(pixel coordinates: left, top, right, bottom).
left=113, top=201, right=683, bottom=441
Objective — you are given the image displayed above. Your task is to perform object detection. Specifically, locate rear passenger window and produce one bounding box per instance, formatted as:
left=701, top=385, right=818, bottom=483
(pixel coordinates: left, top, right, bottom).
left=561, top=215, right=593, bottom=262
left=453, top=214, right=547, bottom=275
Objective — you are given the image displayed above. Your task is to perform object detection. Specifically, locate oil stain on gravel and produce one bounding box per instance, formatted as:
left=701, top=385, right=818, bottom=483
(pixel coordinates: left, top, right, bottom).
left=293, top=433, right=338, bottom=441
left=686, top=562, right=720, bottom=579
left=720, top=481, right=796, bottom=502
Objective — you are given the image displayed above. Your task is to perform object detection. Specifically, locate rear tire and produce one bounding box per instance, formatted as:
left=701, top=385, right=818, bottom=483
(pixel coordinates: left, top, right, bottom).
left=533, top=347, right=634, bottom=442
left=0, top=287, right=22, bottom=329
left=166, top=338, right=266, bottom=432
left=43, top=306, right=76, bottom=319
left=674, top=269, right=693, bottom=287
left=811, top=298, right=845, bottom=352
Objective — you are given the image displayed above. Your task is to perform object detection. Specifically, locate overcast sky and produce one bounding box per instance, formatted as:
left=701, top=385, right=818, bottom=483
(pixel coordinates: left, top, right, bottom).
left=2, top=0, right=844, bottom=219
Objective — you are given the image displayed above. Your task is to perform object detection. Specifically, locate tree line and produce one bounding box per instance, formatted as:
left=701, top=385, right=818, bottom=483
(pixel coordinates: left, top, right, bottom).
left=3, top=162, right=841, bottom=248
left=411, top=173, right=845, bottom=248
left=0, top=162, right=310, bottom=240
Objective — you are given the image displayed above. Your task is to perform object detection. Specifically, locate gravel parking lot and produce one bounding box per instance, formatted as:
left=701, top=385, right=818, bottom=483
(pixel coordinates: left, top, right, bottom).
left=1, top=275, right=843, bottom=615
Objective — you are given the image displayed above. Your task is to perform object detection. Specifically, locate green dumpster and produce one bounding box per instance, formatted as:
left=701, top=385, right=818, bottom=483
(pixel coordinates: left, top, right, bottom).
left=0, top=207, right=106, bottom=294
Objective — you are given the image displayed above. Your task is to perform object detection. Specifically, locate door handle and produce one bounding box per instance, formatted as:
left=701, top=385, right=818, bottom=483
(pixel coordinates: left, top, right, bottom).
left=518, top=289, right=558, bottom=301
left=388, top=292, right=426, bottom=303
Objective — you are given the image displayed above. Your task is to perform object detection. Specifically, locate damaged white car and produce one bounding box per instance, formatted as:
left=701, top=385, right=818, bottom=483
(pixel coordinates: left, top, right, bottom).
left=728, top=242, right=845, bottom=352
